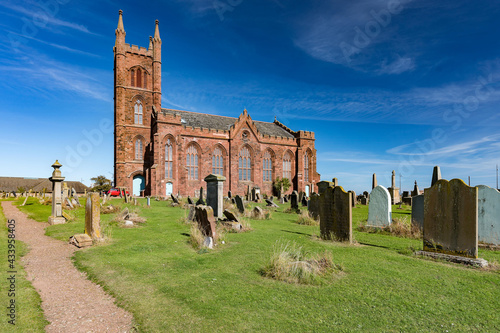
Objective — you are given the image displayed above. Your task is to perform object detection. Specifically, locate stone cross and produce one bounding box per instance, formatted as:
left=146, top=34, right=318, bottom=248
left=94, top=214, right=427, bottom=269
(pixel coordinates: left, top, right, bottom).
left=204, top=174, right=226, bottom=218
left=85, top=192, right=102, bottom=240
left=48, top=160, right=66, bottom=225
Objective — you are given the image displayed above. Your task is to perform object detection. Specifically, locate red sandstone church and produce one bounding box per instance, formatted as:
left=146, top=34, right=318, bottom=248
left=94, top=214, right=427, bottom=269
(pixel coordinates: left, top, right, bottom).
left=113, top=11, right=320, bottom=197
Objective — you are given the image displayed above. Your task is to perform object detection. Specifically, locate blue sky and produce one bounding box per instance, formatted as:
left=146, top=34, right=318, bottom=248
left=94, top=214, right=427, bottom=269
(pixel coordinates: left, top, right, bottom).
left=1, top=0, right=500, bottom=193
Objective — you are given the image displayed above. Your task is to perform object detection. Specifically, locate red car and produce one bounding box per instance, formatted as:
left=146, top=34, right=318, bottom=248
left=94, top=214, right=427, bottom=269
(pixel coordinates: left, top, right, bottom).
left=107, top=188, right=130, bottom=197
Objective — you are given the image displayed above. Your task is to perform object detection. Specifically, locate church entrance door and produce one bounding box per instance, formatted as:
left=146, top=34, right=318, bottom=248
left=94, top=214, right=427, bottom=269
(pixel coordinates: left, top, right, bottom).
left=133, top=175, right=145, bottom=196
left=166, top=182, right=173, bottom=196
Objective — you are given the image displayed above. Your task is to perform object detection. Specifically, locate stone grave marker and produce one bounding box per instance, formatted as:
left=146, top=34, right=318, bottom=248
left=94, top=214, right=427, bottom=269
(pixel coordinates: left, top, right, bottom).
left=228, top=190, right=232, bottom=198
left=195, top=205, right=217, bottom=239
left=349, top=190, right=356, bottom=207
left=477, top=185, right=500, bottom=246
left=252, top=206, right=265, bottom=219
left=308, top=192, right=320, bottom=220
left=266, top=198, right=279, bottom=207
left=85, top=192, right=102, bottom=240
left=205, top=174, right=226, bottom=219
left=171, top=193, right=180, bottom=204
left=367, top=185, right=392, bottom=227
left=223, top=209, right=239, bottom=222
left=301, top=196, right=308, bottom=207
left=411, top=194, right=424, bottom=230
left=424, top=179, right=477, bottom=258
left=187, top=205, right=196, bottom=221
left=372, top=173, right=377, bottom=189
left=235, top=195, right=245, bottom=214
left=412, top=181, right=420, bottom=196
left=319, top=186, right=352, bottom=242
left=66, top=197, right=74, bottom=209
left=48, top=160, right=66, bottom=225
left=196, top=187, right=205, bottom=206
left=290, top=191, right=299, bottom=209
left=317, top=181, right=333, bottom=194
left=187, top=196, right=194, bottom=205
left=147, top=196, right=151, bottom=207
left=431, top=166, right=441, bottom=186
left=21, top=196, right=28, bottom=206
left=298, top=191, right=305, bottom=203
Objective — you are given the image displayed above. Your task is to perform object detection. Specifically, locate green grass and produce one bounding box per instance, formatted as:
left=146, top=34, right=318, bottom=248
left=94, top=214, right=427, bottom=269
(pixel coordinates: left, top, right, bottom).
left=0, top=201, right=48, bottom=332
left=16, top=198, right=500, bottom=332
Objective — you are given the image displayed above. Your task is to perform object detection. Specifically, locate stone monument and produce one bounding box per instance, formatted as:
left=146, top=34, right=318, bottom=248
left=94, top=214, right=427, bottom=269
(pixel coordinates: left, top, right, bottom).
left=204, top=174, right=226, bottom=219
left=48, top=160, right=66, bottom=225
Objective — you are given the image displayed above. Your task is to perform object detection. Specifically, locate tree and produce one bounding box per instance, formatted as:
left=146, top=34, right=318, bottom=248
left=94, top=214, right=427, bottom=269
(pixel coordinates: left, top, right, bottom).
left=273, top=177, right=291, bottom=195
left=90, top=175, right=112, bottom=192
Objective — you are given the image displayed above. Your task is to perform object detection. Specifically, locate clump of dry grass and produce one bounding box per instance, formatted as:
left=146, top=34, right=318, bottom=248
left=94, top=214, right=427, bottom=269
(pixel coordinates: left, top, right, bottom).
left=189, top=223, right=205, bottom=250
left=261, top=240, right=342, bottom=285
left=282, top=207, right=301, bottom=214
left=357, top=216, right=421, bottom=239
left=296, top=210, right=318, bottom=226
left=223, top=200, right=235, bottom=211
left=101, top=204, right=120, bottom=214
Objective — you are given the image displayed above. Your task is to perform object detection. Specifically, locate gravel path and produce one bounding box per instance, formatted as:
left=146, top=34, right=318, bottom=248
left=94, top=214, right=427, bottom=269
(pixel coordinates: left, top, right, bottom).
left=2, top=202, right=133, bottom=332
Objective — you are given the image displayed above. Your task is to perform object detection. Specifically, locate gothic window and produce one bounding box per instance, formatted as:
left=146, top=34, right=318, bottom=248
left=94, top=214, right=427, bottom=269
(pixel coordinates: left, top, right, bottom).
left=212, top=147, right=223, bottom=176
left=239, top=147, right=251, bottom=181
left=165, top=139, right=173, bottom=179
left=134, top=100, right=143, bottom=125
left=186, top=145, right=199, bottom=180
left=136, top=68, right=142, bottom=87
left=130, top=69, right=135, bottom=86
left=263, top=151, right=272, bottom=182
left=135, top=139, right=143, bottom=160
left=304, top=154, right=310, bottom=182
left=283, top=151, right=292, bottom=180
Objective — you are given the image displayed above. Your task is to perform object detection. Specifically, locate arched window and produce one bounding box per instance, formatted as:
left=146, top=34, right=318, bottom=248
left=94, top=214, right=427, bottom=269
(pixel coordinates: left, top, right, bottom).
left=143, top=71, right=147, bottom=89
left=130, top=69, right=135, bottom=86
left=283, top=151, right=292, bottom=180
left=239, top=147, right=251, bottom=181
left=136, top=68, right=142, bottom=88
left=263, top=151, right=272, bottom=182
left=212, top=147, right=223, bottom=175
left=186, top=145, right=199, bottom=180
left=304, top=154, right=310, bottom=182
left=134, top=100, right=143, bottom=125
left=165, top=139, right=173, bottom=179
left=135, top=139, right=143, bottom=160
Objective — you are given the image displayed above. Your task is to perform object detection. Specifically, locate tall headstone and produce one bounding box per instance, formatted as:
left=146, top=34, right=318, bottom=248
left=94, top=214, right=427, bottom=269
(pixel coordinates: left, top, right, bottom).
left=411, top=194, right=424, bottom=230
left=290, top=191, right=299, bottom=209
left=348, top=190, right=356, bottom=207
left=48, top=160, right=66, bottom=225
left=388, top=170, right=400, bottom=205
left=204, top=174, right=226, bottom=219
left=308, top=193, right=320, bottom=220
left=317, top=181, right=334, bottom=195
left=235, top=195, right=245, bottom=214
left=372, top=173, right=377, bottom=190
left=196, top=187, right=205, bottom=206
left=424, top=179, right=477, bottom=258
left=412, top=180, right=420, bottom=197
left=319, top=186, right=352, bottom=242
left=85, top=192, right=101, bottom=239
left=227, top=190, right=232, bottom=198
left=431, top=166, right=441, bottom=187
left=367, top=185, right=392, bottom=227
left=477, top=185, right=500, bottom=246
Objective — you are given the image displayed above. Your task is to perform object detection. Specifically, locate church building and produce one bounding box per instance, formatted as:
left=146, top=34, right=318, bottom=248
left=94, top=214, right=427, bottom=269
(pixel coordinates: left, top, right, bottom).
left=113, top=11, right=320, bottom=197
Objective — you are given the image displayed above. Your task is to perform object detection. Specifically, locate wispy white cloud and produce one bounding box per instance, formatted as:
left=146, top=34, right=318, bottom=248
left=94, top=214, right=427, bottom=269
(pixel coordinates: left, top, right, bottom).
left=8, top=32, right=100, bottom=57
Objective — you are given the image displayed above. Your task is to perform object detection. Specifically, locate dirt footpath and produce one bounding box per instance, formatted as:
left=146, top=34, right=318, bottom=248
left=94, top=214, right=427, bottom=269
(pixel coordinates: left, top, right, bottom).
left=2, top=202, right=133, bottom=332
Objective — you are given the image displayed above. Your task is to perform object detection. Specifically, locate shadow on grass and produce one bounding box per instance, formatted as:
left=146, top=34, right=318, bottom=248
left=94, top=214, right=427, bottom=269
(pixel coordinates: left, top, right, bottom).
left=358, top=242, right=391, bottom=250
left=281, top=230, right=312, bottom=237
left=181, top=233, right=190, bottom=237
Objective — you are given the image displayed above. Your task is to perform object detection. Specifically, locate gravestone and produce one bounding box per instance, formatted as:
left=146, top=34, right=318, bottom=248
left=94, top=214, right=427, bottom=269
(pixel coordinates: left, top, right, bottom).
left=265, top=198, right=279, bottom=208
left=133, top=198, right=138, bottom=206
left=308, top=193, right=320, bottom=220
left=331, top=178, right=338, bottom=187
left=367, top=186, right=392, bottom=227
left=171, top=193, right=180, bottom=204
left=301, top=196, right=308, bottom=207
left=290, top=191, right=299, bottom=209
left=235, top=195, right=245, bottom=214
left=21, top=196, right=28, bottom=206
left=196, top=187, right=205, bottom=206
left=205, top=174, right=226, bottom=219
left=477, top=185, right=500, bottom=246
left=279, top=197, right=285, bottom=204
left=412, top=181, right=420, bottom=196
left=147, top=196, right=151, bottom=207
left=298, top=191, right=305, bottom=204
left=66, top=198, right=74, bottom=209
left=187, top=205, right=196, bottom=221
left=424, top=179, right=477, bottom=258
left=283, top=196, right=288, bottom=203
left=252, top=206, right=265, bottom=219
left=372, top=173, right=377, bottom=189
left=411, top=194, right=424, bottom=230
left=388, top=170, right=400, bottom=205
left=360, top=196, right=368, bottom=205
left=349, top=190, right=356, bottom=207
left=195, top=205, right=217, bottom=239
left=48, top=160, right=66, bottom=225
left=431, top=166, right=441, bottom=187
left=319, top=186, right=352, bottom=242
left=85, top=193, right=101, bottom=240
left=317, top=181, right=333, bottom=194
left=246, top=185, right=251, bottom=201
left=223, top=209, right=239, bottom=223
left=228, top=191, right=232, bottom=198
left=187, top=196, right=194, bottom=205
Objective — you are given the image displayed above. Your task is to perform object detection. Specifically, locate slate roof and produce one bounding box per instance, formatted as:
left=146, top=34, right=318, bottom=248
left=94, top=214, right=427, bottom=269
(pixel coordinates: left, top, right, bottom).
left=161, top=109, right=295, bottom=139
left=0, top=177, right=89, bottom=193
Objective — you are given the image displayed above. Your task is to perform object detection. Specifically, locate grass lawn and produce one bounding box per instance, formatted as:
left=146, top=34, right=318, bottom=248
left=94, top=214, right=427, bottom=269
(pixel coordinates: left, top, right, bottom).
left=0, top=199, right=48, bottom=332
left=14, top=197, right=500, bottom=332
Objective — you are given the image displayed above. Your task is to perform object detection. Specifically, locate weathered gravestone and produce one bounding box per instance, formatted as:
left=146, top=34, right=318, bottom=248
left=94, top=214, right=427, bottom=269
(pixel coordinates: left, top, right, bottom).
left=477, top=185, right=500, bottom=246
left=195, top=205, right=217, bottom=239
left=196, top=187, right=205, bottom=206
left=298, top=191, right=305, bottom=204
left=331, top=178, right=338, bottom=187
left=205, top=174, right=226, bottom=219
left=227, top=191, right=232, bottom=198
left=21, top=196, right=28, bottom=207
left=290, top=191, right=299, bottom=209
left=360, top=196, right=368, bottom=205
left=147, top=196, right=151, bottom=207
left=319, top=186, right=352, bottom=242
left=85, top=193, right=101, bottom=240
left=265, top=198, right=279, bottom=208
left=424, top=179, right=477, bottom=258
left=308, top=193, right=320, bottom=220
left=301, top=196, right=308, bottom=207
left=223, top=209, right=239, bottom=222
left=411, top=194, right=424, bottom=230
left=66, top=197, right=74, bottom=209
left=349, top=190, right=356, bottom=207
left=48, top=160, right=66, bottom=225
left=187, top=196, right=193, bottom=205
left=367, top=185, right=392, bottom=227
left=412, top=181, right=420, bottom=196
left=171, top=193, right=180, bottom=204
left=235, top=195, right=245, bottom=214
left=187, top=205, right=196, bottom=221
left=317, top=181, right=334, bottom=195
left=252, top=206, right=265, bottom=219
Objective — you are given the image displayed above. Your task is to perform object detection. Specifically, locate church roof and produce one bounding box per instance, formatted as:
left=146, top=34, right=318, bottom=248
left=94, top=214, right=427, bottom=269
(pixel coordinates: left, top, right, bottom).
left=161, top=109, right=295, bottom=139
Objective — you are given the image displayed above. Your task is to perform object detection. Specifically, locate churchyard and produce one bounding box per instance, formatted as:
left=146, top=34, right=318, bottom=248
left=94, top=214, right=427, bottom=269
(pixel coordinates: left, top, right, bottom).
left=2, top=189, right=499, bottom=332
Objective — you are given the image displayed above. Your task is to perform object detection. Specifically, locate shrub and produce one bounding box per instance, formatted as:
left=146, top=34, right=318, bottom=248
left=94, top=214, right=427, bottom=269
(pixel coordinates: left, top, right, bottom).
left=261, top=240, right=341, bottom=285
left=296, top=210, right=318, bottom=226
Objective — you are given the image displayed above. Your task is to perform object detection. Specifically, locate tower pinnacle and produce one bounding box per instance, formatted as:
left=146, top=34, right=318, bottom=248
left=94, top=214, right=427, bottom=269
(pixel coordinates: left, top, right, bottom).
left=116, top=10, right=125, bottom=33
left=154, top=19, right=161, bottom=41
